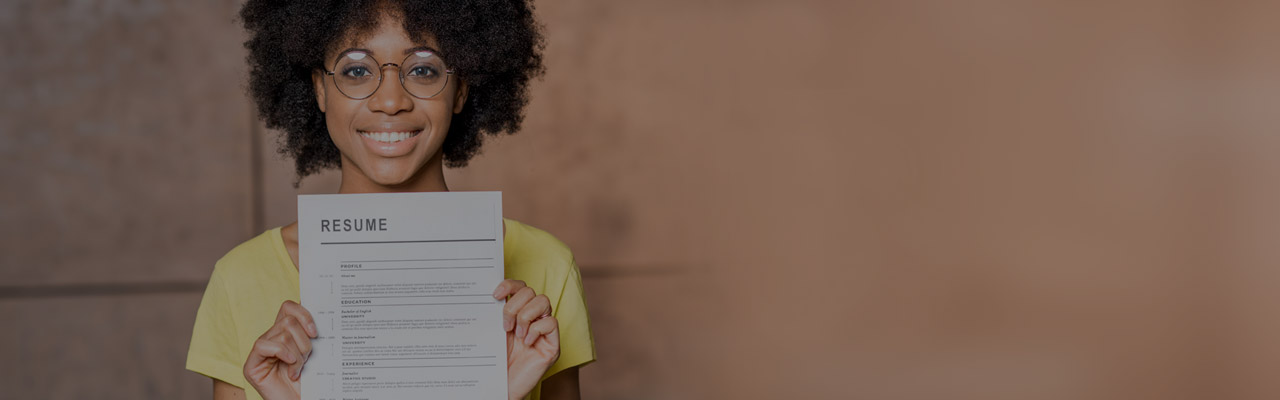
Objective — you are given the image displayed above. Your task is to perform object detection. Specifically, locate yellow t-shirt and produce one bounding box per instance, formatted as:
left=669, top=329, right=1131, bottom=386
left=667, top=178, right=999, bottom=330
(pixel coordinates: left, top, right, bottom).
left=187, top=218, right=595, bottom=400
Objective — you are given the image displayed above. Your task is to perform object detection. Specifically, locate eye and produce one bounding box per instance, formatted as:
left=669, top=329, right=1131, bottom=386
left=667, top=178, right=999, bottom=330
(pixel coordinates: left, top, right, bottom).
left=342, top=65, right=374, bottom=78
left=407, top=65, right=437, bottom=77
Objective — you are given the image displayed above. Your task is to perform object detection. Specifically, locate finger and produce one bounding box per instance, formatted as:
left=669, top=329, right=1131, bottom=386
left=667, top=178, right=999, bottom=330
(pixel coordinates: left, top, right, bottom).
left=503, top=287, right=535, bottom=334
left=278, top=332, right=306, bottom=381
left=506, top=329, right=515, bottom=358
left=517, top=295, right=551, bottom=344
left=280, top=316, right=314, bottom=360
left=251, top=337, right=297, bottom=365
left=492, top=279, right=528, bottom=300
left=524, top=315, right=558, bottom=347
left=245, top=338, right=282, bottom=384
left=286, top=350, right=305, bottom=381
left=278, top=300, right=319, bottom=337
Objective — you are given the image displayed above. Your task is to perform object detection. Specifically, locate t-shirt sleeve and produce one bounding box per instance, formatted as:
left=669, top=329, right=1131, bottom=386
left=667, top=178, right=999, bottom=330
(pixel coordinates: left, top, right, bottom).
left=544, top=258, right=597, bottom=379
left=186, top=262, right=247, bottom=388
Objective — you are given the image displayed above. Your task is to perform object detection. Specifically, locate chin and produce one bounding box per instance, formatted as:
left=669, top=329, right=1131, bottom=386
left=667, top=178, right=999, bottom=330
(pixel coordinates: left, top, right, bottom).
left=369, top=168, right=421, bottom=186
left=355, top=157, right=424, bottom=186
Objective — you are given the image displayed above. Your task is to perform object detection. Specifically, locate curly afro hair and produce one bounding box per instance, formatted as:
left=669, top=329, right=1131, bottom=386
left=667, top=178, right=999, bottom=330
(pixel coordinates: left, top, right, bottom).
left=240, top=0, right=546, bottom=179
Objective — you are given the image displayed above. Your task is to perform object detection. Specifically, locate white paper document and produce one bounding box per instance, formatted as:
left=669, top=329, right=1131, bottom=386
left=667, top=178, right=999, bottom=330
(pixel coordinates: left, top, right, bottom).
left=298, top=192, right=506, bottom=400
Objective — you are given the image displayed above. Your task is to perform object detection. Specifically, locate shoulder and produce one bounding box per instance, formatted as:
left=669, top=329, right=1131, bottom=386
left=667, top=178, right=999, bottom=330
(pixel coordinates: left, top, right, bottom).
left=209, top=228, right=292, bottom=292
left=503, top=220, right=597, bottom=375
left=189, top=229, right=294, bottom=388
left=503, top=218, right=579, bottom=293
left=505, top=218, right=574, bottom=263
left=216, top=229, right=278, bottom=266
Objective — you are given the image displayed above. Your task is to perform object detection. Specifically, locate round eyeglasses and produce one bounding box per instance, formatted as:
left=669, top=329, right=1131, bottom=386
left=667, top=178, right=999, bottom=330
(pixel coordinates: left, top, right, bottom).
left=322, top=50, right=454, bottom=100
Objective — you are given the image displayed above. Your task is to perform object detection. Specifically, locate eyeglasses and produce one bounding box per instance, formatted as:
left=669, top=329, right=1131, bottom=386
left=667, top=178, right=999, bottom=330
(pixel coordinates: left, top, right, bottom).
left=322, top=49, right=454, bottom=100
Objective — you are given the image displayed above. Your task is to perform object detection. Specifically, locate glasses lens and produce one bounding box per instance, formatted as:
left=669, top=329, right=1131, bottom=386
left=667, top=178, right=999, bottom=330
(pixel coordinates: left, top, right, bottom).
left=333, top=51, right=380, bottom=99
left=401, top=51, right=449, bottom=98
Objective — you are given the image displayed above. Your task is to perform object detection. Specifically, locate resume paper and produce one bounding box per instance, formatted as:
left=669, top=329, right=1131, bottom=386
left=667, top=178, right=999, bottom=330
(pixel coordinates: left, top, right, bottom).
left=298, top=192, right=506, bottom=400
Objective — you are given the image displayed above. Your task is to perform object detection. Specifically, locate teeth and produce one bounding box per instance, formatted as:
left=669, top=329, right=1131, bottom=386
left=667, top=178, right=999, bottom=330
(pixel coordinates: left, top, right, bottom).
left=361, top=131, right=417, bottom=143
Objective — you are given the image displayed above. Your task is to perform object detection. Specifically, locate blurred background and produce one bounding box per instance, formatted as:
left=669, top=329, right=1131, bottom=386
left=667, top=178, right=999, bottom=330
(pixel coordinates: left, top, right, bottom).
left=3, top=0, right=1280, bottom=399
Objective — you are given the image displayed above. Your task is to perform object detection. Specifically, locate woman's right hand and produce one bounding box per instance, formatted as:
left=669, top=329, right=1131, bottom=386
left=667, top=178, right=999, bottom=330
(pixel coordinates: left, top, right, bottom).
left=244, top=300, right=317, bottom=400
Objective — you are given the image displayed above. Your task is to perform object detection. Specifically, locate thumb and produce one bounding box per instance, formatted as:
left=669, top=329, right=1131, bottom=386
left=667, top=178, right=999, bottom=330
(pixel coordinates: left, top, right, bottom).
left=506, top=330, right=515, bottom=364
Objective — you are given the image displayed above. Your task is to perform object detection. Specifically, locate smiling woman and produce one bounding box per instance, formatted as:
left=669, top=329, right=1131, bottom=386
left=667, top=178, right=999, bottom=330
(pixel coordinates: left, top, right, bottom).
left=185, top=2, right=594, bottom=400
left=242, top=0, right=545, bottom=182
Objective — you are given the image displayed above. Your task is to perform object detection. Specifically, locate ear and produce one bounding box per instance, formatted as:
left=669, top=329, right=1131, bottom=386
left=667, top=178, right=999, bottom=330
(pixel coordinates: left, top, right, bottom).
left=452, top=77, right=468, bottom=114
left=312, top=70, right=328, bottom=113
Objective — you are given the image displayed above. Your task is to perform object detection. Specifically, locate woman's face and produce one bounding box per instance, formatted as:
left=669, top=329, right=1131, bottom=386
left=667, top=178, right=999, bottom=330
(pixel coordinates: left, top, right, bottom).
left=312, top=13, right=466, bottom=187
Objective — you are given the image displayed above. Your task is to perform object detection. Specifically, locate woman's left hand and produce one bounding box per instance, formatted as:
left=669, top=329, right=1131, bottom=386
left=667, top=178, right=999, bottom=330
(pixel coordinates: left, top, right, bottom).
left=493, top=279, right=561, bottom=400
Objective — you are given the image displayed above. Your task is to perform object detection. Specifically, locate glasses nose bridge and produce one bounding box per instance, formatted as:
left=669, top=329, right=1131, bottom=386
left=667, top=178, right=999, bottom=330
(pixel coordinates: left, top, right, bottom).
left=377, top=62, right=405, bottom=78
left=369, top=62, right=410, bottom=97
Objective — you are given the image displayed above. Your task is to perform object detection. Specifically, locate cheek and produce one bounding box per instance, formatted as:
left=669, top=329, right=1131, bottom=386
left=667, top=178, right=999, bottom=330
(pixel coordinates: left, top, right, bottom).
left=325, top=100, right=361, bottom=133
left=422, top=100, right=456, bottom=132
left=426, top=111, right=455, bottom=146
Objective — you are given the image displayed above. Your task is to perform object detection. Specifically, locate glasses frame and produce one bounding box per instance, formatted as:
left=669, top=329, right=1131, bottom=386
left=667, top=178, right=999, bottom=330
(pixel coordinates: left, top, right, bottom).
left=322, top=50, right=455, bottom=100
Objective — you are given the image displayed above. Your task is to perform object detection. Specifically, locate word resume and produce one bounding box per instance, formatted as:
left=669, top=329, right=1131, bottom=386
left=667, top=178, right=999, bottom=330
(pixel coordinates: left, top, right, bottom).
left=298, top=192, right=507, bottom=400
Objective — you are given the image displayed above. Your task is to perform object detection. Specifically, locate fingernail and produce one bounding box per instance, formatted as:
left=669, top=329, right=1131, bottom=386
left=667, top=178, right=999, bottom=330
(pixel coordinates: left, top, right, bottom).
left=493, top=286, right=503, bottom=299
left=308, top=322, right=318, bottom=336
left=525, top=333, right=536, bottom=346
left=504, top=318, right=514, bottom=332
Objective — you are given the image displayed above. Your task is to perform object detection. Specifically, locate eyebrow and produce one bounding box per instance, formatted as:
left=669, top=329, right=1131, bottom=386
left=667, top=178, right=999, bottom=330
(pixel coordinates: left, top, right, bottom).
left=404, top=46, right=441, bottom=56
left=336, top=46, right=443, bottom=58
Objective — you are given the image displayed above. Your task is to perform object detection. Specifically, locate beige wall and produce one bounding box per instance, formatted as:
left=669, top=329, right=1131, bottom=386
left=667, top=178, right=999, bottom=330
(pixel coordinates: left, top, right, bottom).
left=5, top=0, right=1280, bottom=399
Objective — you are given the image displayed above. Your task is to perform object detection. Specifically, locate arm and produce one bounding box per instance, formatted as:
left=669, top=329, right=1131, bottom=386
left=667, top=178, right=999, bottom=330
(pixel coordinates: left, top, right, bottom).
left=213, top=379, right=246, bottom=400
left=539, top=367, right=581, bottom=400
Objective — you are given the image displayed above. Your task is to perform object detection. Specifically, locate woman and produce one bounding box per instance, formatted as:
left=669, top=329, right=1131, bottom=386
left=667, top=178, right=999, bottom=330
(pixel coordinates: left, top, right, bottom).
left=185, top=1, right=595, bottom=399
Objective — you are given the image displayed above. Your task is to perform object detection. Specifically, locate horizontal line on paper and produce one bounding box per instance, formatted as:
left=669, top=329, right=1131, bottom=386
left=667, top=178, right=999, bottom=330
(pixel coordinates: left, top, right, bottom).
left=340, top=257, right=495, bottom=263
left=341, top=302, right=497, bottom=307
left=340, top=266, right=493, bottom=271
left=321, top=239, right=495, bottom=245
left=341, top=294, right=493, bottom=299
left=345, top=364, right=497, bottom=369
left=343, top=356, right=497, bottom=361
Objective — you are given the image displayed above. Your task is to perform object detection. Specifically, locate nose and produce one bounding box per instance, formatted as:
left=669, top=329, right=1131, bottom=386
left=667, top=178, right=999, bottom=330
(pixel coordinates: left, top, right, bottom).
left=366, top=63, right=414, bottom=115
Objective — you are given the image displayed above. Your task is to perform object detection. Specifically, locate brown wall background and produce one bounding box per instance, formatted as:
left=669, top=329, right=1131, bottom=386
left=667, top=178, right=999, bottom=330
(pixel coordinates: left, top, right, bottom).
left=4, top=0, right=1280, bottom=399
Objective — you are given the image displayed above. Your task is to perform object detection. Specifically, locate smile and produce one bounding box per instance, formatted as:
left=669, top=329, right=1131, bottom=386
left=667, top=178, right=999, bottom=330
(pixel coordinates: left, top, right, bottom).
left=359, top=130, right=422, bottom=143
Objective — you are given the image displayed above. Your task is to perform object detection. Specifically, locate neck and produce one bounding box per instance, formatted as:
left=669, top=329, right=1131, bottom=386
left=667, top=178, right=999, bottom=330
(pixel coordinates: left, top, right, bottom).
left=337, top=151, right=450, bottom=194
